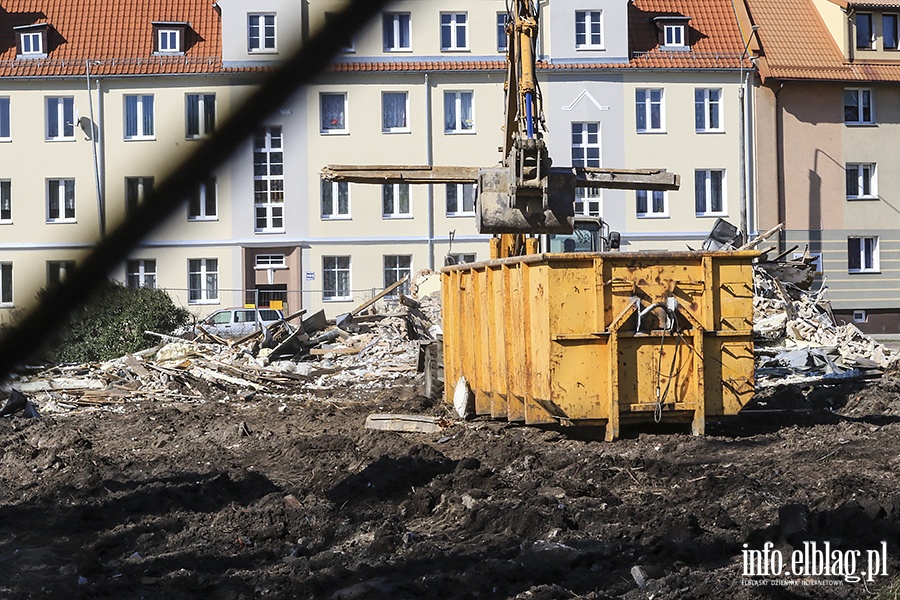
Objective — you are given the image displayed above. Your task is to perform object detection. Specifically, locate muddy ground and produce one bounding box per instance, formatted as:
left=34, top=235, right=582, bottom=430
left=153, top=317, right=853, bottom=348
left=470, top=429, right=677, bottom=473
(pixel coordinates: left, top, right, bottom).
left=1, top=374, right=900, bottom=599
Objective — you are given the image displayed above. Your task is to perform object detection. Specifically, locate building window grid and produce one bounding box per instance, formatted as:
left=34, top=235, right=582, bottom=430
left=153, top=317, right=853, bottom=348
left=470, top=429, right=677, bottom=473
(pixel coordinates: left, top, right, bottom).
left=664, top=25, right=685, bottom=47
left=848, top=237, right=879, bottom=272
left=320, top=93, right=347, bottom=133
left=575, top=11, right=603, bottom=49
left=0, top=262, right=11, bottom=304
left=846, top=163, right=877, bottom=199
left=249, top=14, right=276, bottom=52
left=844, top=89, right=874, bottom=124
left=188, top=258, right=218, bottom=303
left=444, top=91, right=474, bottom=133
left=857, top=13, right=875, bottom=49
left=125, top=177, right=153, bottom=214
left=127, top=259, right=157, bottom=289
left=636, top=89, right=664, bottom=132
left=47, top=178, right=75, bottom=222
left=47, top=260, right=75, bottom=286
left=20, top=31, right=42, bottom=55
left=572, top=122, right=602, bottom=217
left=383, top=13, right=411, bottom=52
left=382, top=92, right=409, bottom=133
left=124, top=94, right=155, bottom=140
left=158, top=29, right=180, bottom=53
left=0, top=181, right=10, bottom=222
left=695, top=169, right=725, bottom=215
left=186, top=94, right=215, bottom=138
left=0, top=97, right=9, bottom=140
left=188, top=177, right=217, bottom=220
left=695, top=89, right=723, bottom=132
left=46, top=97, right=75, bottom=140
left=323, top=256, right=351, bottom=300
left=383, top=183, right=411, bottom=218
left=321, top=180, right=350, bottom=219
left=497, top=12, right=509, bottom=53
left=255, top=254, right=286, bottom=268
left=384, top=255, right=412, bottom=296
left=441, top=12, right=468, bottom=51
left=885, top=14, right=899, bottom=49
left=253, top=126, right=285, bottom=232
left=446, top=183, right=476, bottom=215
left=636, top=190, right=668, bottom=217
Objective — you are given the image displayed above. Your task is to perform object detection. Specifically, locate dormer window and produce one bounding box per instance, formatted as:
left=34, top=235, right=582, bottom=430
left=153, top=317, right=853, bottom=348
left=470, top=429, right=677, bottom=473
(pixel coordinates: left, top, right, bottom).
left=152, top=21, right=187, bottom=55
left=653, top=16, right=691, bottom=50
left=14, top=23, right=48, bottom=59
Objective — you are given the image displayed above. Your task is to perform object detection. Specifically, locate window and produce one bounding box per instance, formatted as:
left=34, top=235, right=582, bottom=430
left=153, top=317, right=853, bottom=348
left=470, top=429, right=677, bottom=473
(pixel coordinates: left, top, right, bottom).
left=249, top=14, right=276, bottom=52
left=382, top=92, right=409, bottom=132
left=124, top=95, right=154, bottom=140
left=441, top=12, right=468, bottom=51
left=47, top=261, right=75, bottom=286
left=856, top=13, right=874, bottom=49
left=694, top=170, right=725, bottom=215
left=254, top=126, right=284, bottom=232
left=383, top=183, right=411, bottom=217
left=16, top=25, right=45, bottom=57
left=0, top=263, right=11, bottom=305
left=848, top=237, right=879, bottom=273
left=636, top=190, right=667, bottom=217
left=325, top=12, right=354, bottom=52
left=0, top=181, right=10, bottom=223
left=853, top=310, right=868, bottom=323
left=186, top=94, right=215, bottom=138
left=188, top=177, right=217, bottom=220
left=47, top=179, right=75, bottom=222
left=255, top=254, right=286, bottom=268
left=384, top=255, right=411, bottom=296
left=664, top=24, right=685, bottom=47
left=572, top=122, right=601, bottom=215
left=0, top=97, right=9, bottom=140
left=158, top=29, right=180, bottom=53
left=320, top=93, right=347, bottom=133
left=125, top=177, right=153, bottom=214
left=188, top=258, right=218, bottom=303
left=127, top=259, right=157, bottom=289
left=497, top=12, right=509, bottom=53
left=844, top=89, right=874, bottom=124
left=46, top=97, right=74, bottom=140
left=846, top=163, right=877, bottom=199
left=321, top=180, right=349, bottom=218
left=446, top=184, right=476, bottom=215
left=695, top=89, right=722, bottom=132
left=383, top=12, right=411, bottom=51
left=575, top=11, right=603, bottom=49
left=323, top=256, right=351, bottom=300
left=21, top=31, right=41, bottom=55
left=444, top=91, right=474, bottom=133
left=636, top=89, right=664, bottom=132
left=885, top=14, right=899, bottom=49
left=447, top=253, right=477, bottom=265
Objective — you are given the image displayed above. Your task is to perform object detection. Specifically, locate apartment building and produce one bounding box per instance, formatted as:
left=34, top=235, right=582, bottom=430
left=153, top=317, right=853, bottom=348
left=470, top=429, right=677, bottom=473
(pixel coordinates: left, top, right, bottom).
left=0, top=0, right=755, bottom=326
left=740, top=0, right=900, bottom=332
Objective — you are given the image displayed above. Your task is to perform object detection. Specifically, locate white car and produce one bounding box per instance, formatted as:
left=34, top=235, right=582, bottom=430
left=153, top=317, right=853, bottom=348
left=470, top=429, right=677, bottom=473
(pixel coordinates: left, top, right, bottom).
left=198, top=307, right=285, bottom=339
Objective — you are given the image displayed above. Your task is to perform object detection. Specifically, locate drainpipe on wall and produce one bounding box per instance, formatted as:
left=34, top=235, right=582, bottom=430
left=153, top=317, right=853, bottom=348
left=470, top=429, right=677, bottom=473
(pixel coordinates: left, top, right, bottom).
left=86, top=60, right=104, bottom=237
left=425, top=72, right=435, bottom=270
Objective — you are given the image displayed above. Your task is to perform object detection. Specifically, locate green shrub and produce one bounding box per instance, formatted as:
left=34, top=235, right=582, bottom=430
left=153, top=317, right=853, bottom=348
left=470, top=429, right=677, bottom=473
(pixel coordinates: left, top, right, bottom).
left=43, top=283, right=190, bottom=364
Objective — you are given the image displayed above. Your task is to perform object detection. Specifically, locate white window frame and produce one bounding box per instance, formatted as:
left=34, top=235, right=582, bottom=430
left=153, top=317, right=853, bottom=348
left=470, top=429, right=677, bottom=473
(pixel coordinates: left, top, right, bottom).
left=695, top=88, right=723, bottom=133
left=444, top=91, right=474, bottom=133
left=844, top=88, right=874, bottom=125
left=320, top=92, right=348, bottom=134
left=383, top=12, right=412, bottom=52
left=248, top=14, right=276, bottom=53
left=664, top=24, right=686, bottom=48
left=446, top=183, right=476, bottom=216
left=47, top=178, right=75, bottom=223
left=440, top=12, right=468, bottom=51
left=46, top=97, right=75, bottom=141
left=0, top=180, right=10, bottom=223
left=382, top=91, right=410, bottom=133
left=575, top=10, right=603, bottom=50
left=127, top=259, right=157, bottom=289
left=636, top=190, right=668, bottom=218
left=853, top=309, right=868, bottom=323
left=125, top=176, right=153, bottom=214
left=848, top=237, right=879, bottom=273
left=694, top=169, right=726, bottom=216
left=856, top=12, right=875, bottom=49
left=20, top=31, right=42, bottom=56
left=574, top=188, right=602, bottom=217
left=572, top=122, right=601, bottom=217
left=636, top=89, right=664, bottom=133
left=188, top=258, right=219, bottom=304
left=846, top=163, right=877, bottom=200
left=188, top=177, right=217, bottom=221
left=323, top=256, right=352, bottom=301
left=254, top=126, right=285, bottom=232
left=383, top=255, right=412, bottom=296
left=157, top=29, right=180, bottom=53
left=497, top=12, right=509, bottom=53
left=186, top=93, right=215, bottom=139
left=885, top=14, right=900, bottom=50
left=0, top=262, right=11, bottom=305
left=383, top=183, right=411, bottom=218
left=321, top=180, right=350, bottom=219
left=124, top=94, right=155, bottom=140
left=255, top=254, right=286, bottom=269
left=447, top=253, right=477, bottom=265
left=0, top=97, right=9, bottom=141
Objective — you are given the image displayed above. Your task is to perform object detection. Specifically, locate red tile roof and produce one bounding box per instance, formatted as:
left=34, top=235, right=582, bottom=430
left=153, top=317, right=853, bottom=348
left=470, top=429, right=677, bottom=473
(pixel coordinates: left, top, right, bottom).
left=0, top=0, right=221, bottom=76
left=746, top=0, right=900, bottom=81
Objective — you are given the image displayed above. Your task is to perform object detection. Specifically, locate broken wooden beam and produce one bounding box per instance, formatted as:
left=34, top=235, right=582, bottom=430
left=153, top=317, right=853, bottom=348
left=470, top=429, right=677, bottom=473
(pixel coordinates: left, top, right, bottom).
left=350, top=275, right=409, bottom=317
left=364, top=413, right=448, bottom=433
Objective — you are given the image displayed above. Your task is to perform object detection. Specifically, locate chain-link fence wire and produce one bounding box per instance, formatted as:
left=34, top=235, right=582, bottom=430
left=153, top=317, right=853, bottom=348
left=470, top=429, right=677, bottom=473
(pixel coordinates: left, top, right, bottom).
left=0, top=0, right=393, bottom=383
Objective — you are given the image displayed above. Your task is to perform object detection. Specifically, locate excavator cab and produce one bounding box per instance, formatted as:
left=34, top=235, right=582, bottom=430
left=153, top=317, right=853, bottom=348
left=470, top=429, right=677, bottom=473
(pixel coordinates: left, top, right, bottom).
left=544, top=216, right=621, bottom=253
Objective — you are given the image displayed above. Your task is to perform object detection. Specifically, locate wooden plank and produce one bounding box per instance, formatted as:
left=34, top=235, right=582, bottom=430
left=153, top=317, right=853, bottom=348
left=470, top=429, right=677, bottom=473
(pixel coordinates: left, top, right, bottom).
left=350, top=275, right=409, bottom=316
left=364, top=413, right=447, bottom=433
